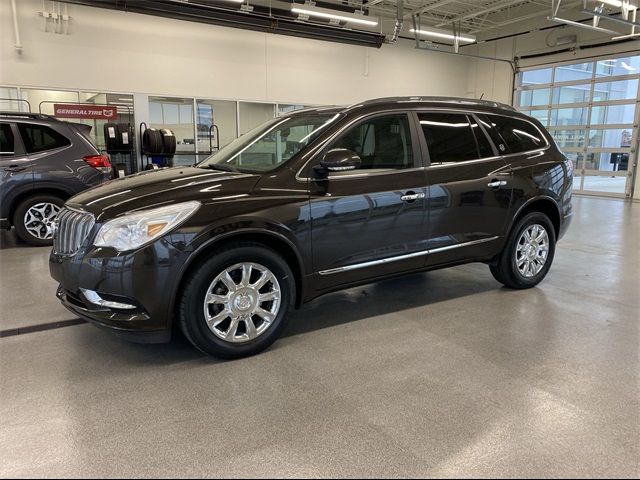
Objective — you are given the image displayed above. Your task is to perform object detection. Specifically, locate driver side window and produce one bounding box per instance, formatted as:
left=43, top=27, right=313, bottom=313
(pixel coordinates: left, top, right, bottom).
left=330, top=114, right=414, bottom=170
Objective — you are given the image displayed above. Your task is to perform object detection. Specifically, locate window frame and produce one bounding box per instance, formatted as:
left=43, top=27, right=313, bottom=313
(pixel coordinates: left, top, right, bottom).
left=297, top=110, right=425, bottom=181
left=0, top=122, right=20, bottom=156
left=415, top=110, right=496, bottom=165
left=483, top=113, right=550, bottom=155
left=16, top=122, right=71, bottom=155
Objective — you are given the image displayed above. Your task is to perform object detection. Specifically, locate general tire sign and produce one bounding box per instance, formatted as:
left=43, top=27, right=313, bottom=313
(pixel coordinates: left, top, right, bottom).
left=53, top=104, right=117, bottom=120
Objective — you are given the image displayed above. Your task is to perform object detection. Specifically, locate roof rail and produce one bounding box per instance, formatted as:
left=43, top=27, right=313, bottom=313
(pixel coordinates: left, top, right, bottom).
left=0, top=111, right=54, bottom=120
left=347, top=96, right=517, bottom=112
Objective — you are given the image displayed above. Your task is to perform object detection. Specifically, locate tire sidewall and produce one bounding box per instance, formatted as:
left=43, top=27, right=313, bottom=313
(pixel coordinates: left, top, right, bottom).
left=507, top=212, right=556, bottom=287
left=180, top=245, right=295, bottom=358
left=13, top=195, right=65, bottom=246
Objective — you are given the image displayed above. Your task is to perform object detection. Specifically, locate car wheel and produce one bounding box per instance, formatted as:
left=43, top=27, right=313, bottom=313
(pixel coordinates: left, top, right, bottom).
left=13, top=195, right=65, bottom=246
left=178, top=242, right=295, bottom=358
left=490, top=211, right=556, bottom=289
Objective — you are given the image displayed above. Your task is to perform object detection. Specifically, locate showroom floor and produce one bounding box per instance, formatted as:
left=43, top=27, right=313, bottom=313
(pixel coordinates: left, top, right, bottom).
left=0, top=196, right=638, bottom=478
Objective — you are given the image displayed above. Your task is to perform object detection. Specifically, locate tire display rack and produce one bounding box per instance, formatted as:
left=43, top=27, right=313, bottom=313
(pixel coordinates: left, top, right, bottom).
left=38, top=100, right=137, bottom=177
left=138, top=123, right=220, bottom=171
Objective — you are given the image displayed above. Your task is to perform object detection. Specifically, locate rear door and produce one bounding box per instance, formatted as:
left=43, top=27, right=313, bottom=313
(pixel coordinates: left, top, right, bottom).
left=0, top=122, right=33, bottom=225
left=416, top=110, right=513, bottom=266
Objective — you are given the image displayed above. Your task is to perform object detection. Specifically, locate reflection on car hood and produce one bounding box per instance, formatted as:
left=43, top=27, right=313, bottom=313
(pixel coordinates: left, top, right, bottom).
left=67, top=167, right=260, bottom=221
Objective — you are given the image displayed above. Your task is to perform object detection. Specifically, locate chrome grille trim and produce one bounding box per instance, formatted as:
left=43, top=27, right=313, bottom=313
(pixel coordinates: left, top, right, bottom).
left=53, top=208, right=95, bottom=255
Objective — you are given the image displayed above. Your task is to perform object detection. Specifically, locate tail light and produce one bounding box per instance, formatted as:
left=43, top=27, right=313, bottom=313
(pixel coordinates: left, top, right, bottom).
left=83, top=155, right=112, bottom=174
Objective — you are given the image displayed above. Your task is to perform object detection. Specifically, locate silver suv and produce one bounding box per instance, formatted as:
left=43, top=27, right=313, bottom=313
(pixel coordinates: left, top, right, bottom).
left=0, top=112, right=113, bottom=245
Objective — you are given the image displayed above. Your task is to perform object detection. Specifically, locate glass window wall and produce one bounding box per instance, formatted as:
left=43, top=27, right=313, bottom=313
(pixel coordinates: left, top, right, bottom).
left=515, top=53, right=640, bottom=197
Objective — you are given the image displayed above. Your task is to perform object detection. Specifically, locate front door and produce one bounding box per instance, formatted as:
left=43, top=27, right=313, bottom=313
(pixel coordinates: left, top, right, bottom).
left=0, top=123, right=33, bottom=226
left=415, top=111, right=513, bottom=266
left=308, top=112, right=429, bottom=290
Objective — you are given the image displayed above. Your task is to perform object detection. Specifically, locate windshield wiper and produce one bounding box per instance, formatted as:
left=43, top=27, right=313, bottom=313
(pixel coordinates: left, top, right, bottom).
left=202, top=163, right=239, bottom=173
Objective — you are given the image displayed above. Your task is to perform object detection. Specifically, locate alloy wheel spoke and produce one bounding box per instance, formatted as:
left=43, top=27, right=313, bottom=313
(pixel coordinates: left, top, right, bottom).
left=207, top=309, right=230, bottom=327
left=244, top=317, right=258, bottom=339
left=252, top=271, right=271, bottom=290
left=226, top=316, right=240, bottom=339
left=259, top=291, right=279, bottom=303
left=221, top=271, right=238, bottom=293
left=206, top=293, right=228, bottom=305
left=255, top=307, right=275, bottom=324
left=240, top=264, right=252, bottom=287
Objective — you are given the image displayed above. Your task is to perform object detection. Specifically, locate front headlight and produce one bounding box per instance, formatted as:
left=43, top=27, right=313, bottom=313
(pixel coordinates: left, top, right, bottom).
left=94, top=201, right=201, bottom=251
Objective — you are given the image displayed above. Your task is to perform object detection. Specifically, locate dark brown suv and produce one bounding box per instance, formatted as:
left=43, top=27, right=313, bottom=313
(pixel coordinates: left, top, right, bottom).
left=50, top=97, right=573, bottom=358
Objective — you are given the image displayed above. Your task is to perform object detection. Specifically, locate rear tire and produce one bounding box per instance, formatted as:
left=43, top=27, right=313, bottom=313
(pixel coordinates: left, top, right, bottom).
left=13, top=194, right=65, bottom=246
left=179, top=242, right=295, bottom=359
left=490, top=212, right=556, bottom=289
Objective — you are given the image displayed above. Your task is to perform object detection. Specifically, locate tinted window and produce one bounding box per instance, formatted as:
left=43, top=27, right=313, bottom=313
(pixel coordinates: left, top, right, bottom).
left=17, top=124, right=70, bottom=154
left=0, top=124, right=14, bottom=154
left=331, top=114, right=414, bottom=170
left=477, top=114, right=509, bottom=153
left=486, top=115, right=546, bottom=153
left=469, top=116, right=495, bottom=158
left=418, top=112, right=479, bottom=163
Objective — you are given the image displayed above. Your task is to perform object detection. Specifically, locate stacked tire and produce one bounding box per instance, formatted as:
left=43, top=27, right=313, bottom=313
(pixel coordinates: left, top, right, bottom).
left=104, top=122, right=135, bottom=176
left=142, top=127, right=176, bottom=168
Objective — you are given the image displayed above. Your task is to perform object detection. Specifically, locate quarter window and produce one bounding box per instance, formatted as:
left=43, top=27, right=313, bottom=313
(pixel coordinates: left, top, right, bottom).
left=330, top=114, right=414, bottom=170
left=418, top=112, right=480, bottom=163
left=17, top=124, right=70, bottom=154
left=0, top=124, right=14, bottom=154
left=486, top=115, right=546, bottom=153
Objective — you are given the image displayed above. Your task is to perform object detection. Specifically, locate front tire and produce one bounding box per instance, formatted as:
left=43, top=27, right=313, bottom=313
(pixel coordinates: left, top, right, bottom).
left=13, top=194, right=65, bottom=246
left=490, top=212, right=556, bottom=289
left=178, top=242, right=295, bottom=359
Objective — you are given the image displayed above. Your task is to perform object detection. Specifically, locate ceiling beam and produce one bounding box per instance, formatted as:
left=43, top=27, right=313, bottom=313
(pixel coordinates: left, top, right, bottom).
left=466, top=0, right=583, bottom=34
left=403, top=0, right=459, bottom=19
left=434, top=0, right=528, bottom=27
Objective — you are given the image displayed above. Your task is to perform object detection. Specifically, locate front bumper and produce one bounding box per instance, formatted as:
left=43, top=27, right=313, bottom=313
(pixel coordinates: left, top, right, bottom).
left=50, top=238, right=191, bottom=343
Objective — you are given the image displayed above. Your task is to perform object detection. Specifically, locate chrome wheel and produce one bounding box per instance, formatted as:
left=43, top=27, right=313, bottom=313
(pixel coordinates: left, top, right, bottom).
left=23, top=202, right=61, bottom=240
left=515, top=224, right=549, bottom=278
left=203, top=262, right=281, bottom=344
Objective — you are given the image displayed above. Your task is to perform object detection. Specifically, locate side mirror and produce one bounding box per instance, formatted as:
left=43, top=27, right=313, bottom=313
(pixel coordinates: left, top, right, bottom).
left=316, top=149, right=361, bottom=176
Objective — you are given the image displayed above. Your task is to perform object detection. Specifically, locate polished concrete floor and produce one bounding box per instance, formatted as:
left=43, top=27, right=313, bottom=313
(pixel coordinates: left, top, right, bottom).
left=0, top=196, right=638, bottom=478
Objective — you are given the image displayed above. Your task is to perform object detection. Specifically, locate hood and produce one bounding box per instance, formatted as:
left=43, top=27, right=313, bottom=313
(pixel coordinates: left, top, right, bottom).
left=68, top=167, right=260, bottom=221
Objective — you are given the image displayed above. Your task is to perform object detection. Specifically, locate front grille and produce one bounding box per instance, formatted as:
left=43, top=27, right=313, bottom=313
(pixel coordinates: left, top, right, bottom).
left=53, top=208, right=95, bottom=255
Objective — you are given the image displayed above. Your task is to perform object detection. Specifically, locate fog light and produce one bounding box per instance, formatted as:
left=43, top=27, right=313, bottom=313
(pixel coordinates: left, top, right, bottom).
left=80, top=289, right=137, bottom=310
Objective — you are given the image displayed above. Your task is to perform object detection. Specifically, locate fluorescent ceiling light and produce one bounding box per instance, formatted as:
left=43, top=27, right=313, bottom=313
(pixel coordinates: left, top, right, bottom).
left=291, top=4, right=378, bottom=26
left=597, top=0, right=638, bottom=9
left=410, top=28, right=476, bottom=44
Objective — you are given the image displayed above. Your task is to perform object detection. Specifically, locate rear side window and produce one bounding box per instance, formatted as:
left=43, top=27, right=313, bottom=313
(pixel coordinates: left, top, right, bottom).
left=485, top=115, right=547, bottom=153
left=0, top=123, right=14, bottom=154
left=418, top=112, right=481, bottom=163
left=17, top=124, right=71, bottom=154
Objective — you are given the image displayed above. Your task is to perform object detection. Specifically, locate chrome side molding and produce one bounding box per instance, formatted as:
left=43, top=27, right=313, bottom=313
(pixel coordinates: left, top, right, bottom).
left=318, top=236, right=499, bottom=275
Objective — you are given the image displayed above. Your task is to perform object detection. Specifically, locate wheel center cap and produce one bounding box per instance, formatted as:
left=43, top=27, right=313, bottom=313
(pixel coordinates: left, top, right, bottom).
left=234, top=293, right=253, bottom=311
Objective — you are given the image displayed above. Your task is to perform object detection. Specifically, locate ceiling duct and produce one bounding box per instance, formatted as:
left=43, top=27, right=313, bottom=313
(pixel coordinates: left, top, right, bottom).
left=61, top=0, right=385, bottom=48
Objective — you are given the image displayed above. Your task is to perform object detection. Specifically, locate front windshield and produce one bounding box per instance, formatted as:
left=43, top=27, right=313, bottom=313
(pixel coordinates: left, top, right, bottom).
left=198, top=113, right=340, bottom=173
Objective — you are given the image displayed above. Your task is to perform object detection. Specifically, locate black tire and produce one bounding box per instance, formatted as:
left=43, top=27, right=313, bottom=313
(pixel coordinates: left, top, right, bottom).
left=179, top=242, right=295, bottom=359
left=159, top=128, right=177, bottom=155
left=118, top=123, right=134, bottom=153
left=13, top=194, right=65, bottom=246
left=142, top=128, right=163, bottom=155
left=104, top=122, right=122, bottom=153
left=490, top=211, right=556, bottom=289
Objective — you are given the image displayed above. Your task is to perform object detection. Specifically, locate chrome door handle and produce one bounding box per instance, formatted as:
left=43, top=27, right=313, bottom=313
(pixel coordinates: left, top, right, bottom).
left=487, top=180, right=507, bottom=188
left=400, top=192, right=425, bottom=202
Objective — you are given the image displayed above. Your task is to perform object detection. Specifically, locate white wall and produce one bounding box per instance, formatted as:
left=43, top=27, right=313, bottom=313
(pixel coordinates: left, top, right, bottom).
left=0, top=0, right=472, bottom=105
